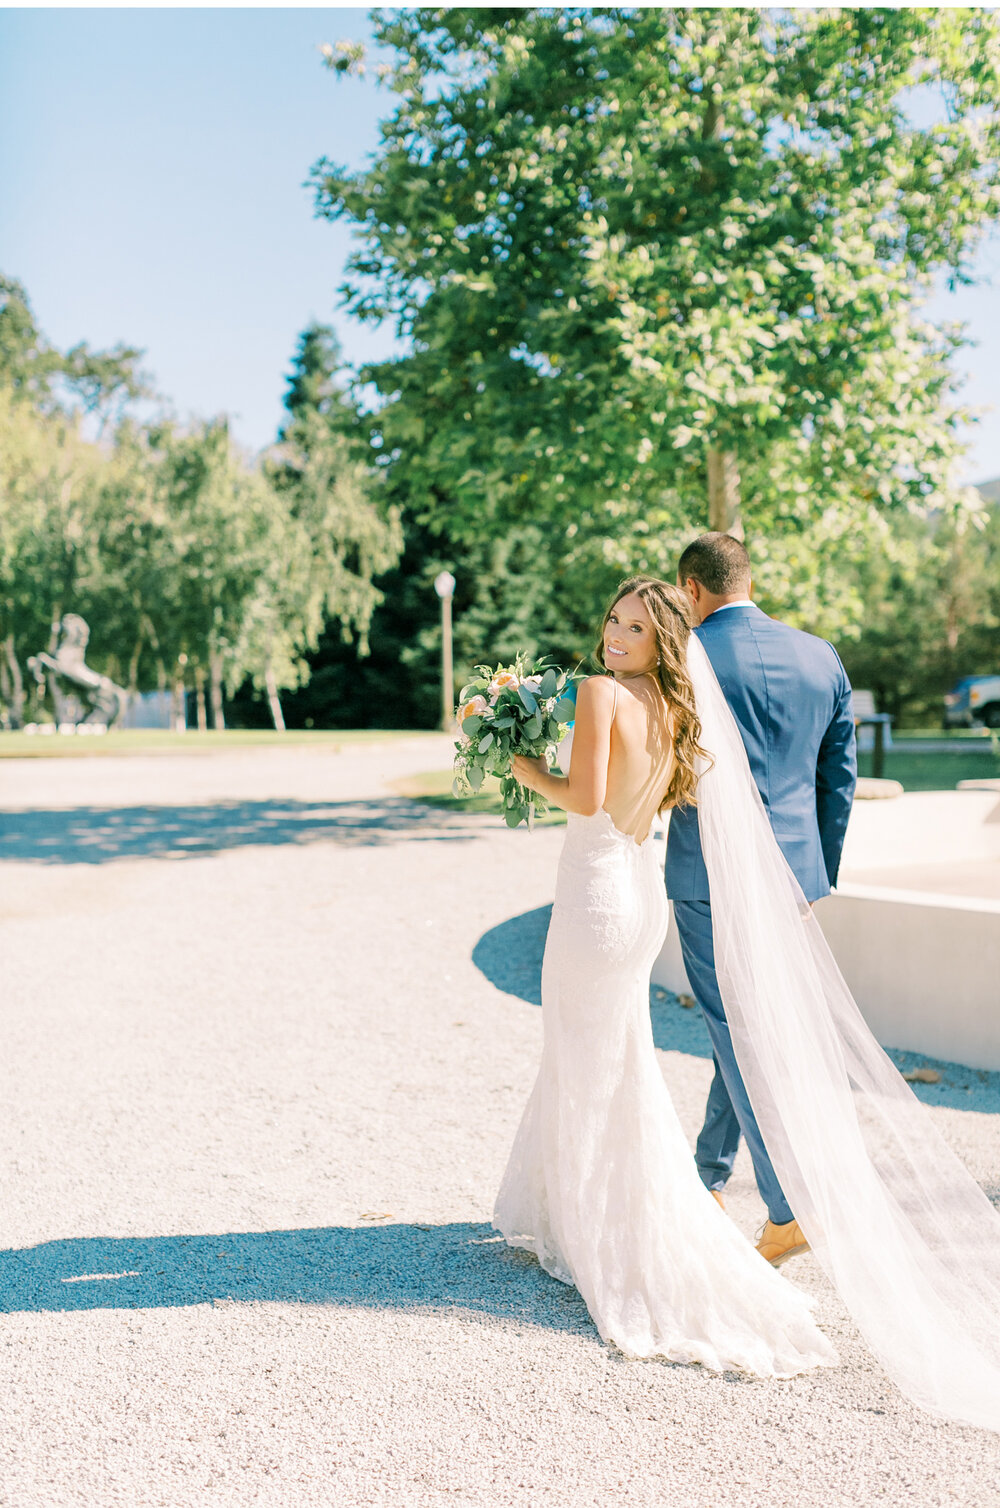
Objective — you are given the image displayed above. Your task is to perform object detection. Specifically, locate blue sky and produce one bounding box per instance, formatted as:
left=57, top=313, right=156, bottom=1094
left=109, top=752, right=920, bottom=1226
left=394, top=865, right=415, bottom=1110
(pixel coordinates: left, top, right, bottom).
left=1, top=7, right=998, bottom=483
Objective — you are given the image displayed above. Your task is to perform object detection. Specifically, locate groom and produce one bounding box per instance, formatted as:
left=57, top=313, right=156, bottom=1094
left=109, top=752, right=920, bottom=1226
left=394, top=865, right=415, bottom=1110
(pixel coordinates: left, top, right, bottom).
left=666, top=532, right=857, bottom=1265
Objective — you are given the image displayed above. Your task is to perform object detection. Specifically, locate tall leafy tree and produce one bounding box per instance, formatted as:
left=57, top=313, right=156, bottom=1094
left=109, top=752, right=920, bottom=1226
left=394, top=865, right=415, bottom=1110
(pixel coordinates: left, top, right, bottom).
left=836, top=496, right=1000, bottom=722
left=0, top=389, right=107, bottom=724
left=0, top=275, right=149, bottom=430
left=313, top=7, right=999, bottom=633
left=251, top=324, right=402, bottom=727
left=0, top=281, right=402, bottom=733
left=0, top=277, right=160, bottom=723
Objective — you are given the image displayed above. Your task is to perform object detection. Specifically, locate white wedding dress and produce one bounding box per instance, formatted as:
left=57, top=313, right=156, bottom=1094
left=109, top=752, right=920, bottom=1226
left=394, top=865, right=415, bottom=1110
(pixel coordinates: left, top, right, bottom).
left=496, top=645, right=1000, bottom=1428
left=493, top=723, right=837, bottom=1377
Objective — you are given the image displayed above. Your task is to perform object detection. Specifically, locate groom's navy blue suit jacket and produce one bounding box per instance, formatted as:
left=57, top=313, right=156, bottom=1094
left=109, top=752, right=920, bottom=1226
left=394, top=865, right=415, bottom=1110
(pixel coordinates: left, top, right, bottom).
left=665, top=604, right=858, bottom=905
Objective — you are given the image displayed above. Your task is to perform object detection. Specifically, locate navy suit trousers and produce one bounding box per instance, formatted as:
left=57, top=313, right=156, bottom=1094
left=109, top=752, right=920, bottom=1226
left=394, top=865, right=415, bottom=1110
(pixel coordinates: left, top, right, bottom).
left=672, top=898, right=794, bottom=1227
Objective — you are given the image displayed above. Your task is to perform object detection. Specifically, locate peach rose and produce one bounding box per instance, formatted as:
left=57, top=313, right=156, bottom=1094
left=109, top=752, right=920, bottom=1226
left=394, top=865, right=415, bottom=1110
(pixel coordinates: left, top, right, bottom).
left=487, top=670, right=520, bottom=701
left=458, top=694, right=489, bottom=733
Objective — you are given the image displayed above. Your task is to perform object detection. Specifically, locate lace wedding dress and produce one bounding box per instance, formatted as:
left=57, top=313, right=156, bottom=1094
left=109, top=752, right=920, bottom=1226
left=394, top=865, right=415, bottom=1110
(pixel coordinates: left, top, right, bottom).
left=496, top=646, right=1000, bottom=1427
left=493, top=725, right=837, bottom=1378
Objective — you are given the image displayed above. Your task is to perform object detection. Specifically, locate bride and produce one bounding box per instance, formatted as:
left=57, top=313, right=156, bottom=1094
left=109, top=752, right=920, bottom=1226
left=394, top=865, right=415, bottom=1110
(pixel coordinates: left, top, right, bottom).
left=496, top=576, right=1000, bottom=1428
left=496, top=576, right=837, bottom=1377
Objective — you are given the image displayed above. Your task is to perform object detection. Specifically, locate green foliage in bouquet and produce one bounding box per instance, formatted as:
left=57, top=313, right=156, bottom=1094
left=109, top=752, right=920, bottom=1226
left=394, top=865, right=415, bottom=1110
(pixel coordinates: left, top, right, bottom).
left=453, top=652, right=577, bottom=829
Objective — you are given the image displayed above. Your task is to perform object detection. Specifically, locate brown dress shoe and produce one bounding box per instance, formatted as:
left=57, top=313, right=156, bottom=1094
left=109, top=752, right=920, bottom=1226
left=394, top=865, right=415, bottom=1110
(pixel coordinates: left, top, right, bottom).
left=710, top=1190, right=726, bottom=1211
left=755, top=1218, right=809, bottom=1267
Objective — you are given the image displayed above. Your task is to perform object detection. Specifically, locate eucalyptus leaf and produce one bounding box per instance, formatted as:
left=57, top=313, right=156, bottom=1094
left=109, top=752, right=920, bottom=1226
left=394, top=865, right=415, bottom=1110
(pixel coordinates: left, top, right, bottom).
left=461, top=715, right=482, bottom=738
left=517, top=685, right=538, bottom=714
left=538, top=667, right=558, bottom=698
left=554, top=697, right=576, bottom=723
left=468, top=764, right=484, bottom=791
left=478, top=732, right=493, bottom=752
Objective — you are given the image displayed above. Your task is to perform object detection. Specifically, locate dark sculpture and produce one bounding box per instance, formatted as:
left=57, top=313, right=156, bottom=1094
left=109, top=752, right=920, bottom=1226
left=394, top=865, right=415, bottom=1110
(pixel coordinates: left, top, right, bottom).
left=27, top=614, right=127, bottom=729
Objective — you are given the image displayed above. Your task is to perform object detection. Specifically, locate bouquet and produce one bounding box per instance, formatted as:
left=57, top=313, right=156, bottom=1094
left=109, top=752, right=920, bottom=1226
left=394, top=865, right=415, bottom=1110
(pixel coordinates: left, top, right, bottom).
left=452, top=653, right=577, bottom=829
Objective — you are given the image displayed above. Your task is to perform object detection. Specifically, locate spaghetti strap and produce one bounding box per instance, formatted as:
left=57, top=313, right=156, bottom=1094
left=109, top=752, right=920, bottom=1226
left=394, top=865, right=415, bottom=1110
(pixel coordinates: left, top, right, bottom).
left=610, top=678, right=619, bottom=725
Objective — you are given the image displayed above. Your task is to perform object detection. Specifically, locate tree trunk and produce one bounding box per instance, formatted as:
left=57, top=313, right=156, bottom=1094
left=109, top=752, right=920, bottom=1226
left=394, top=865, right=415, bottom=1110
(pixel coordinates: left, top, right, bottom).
left=171, top=677, right=187, bottom=732
left=2, top=635, right=25, bottom=729
left=194, top=667, right=208, bottom=733
left=127, top=634, right=143, bottom=696
left=264, top=663, right=286, bottom=732
left=946, top=595, right=959, bottom=655
left=698, top=89, right=742, bottom=543
left=209, top=652, right=225, bottom=730
left=707, top=446, right=743, bottom=538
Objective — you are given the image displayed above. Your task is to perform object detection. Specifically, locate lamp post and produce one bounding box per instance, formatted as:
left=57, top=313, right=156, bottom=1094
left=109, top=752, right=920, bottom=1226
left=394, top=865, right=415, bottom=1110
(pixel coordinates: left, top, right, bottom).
left=434, top=570, right=456, bottom=731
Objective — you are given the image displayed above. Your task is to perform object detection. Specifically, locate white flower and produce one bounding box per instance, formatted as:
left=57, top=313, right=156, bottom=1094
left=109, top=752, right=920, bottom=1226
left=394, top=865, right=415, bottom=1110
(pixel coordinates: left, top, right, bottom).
left=521, top=675, right=543, bottom=694
left=487, top=670, right=520, bottom=701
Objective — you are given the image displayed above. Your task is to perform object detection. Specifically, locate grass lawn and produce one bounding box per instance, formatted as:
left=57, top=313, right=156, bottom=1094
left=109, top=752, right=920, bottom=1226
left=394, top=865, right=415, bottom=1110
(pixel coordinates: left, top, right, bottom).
left=894, top=729, right=996, bottom=742
left=391, top=768, right=567, bottom=826
left=858, top=748, right=1000, bottom=790
left=0, top=728, right=437, bottom=759
left=9, top=722, right=993, bottom=793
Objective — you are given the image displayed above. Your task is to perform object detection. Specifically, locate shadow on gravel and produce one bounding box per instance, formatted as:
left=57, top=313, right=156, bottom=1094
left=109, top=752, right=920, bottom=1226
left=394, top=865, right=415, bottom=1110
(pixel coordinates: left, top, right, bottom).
left=472, top=904, right=713, bottom=1060
left=473, top=906, right=1000, bottom=1111
left=0, top=1222, right=596, bottom=1334
left=472, top=904, right=550, bottom=1008
left=0, top=797, right=472, bottom=865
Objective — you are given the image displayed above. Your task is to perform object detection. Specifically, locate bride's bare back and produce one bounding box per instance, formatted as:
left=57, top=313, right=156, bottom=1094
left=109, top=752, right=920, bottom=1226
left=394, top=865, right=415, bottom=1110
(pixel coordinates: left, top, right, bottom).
left=602, top=675, right=677, bottom=843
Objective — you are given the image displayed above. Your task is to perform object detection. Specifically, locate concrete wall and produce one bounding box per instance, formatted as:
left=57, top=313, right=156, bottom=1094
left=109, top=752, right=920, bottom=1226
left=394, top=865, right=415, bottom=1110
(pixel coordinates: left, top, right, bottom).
left=839, top=788, right=1000, bottom=870
left=814, top=885, right=1000, bottom=1071
left=652, top=790, right=1000, bottom=1071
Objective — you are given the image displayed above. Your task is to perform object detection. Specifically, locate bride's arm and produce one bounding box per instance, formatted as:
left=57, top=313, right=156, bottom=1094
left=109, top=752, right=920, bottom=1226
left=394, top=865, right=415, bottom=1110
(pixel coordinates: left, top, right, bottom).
left=511, top=676, right=615, bottom=816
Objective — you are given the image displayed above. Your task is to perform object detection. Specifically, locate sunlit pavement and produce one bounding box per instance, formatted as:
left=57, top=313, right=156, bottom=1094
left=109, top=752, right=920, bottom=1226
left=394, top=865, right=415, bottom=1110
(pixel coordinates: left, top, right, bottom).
left=2, top=741, right=999, bottom=1508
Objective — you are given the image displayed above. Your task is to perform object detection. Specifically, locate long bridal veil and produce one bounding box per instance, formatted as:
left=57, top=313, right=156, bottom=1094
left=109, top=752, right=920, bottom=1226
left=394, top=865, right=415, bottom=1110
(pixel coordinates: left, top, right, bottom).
left=686, top=634, right=1000, bottom=1432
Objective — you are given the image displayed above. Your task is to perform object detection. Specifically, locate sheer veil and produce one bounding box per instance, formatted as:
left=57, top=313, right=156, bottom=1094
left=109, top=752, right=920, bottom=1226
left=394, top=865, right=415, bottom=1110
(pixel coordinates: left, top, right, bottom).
left=686, top=633, right=1000, bottom=1431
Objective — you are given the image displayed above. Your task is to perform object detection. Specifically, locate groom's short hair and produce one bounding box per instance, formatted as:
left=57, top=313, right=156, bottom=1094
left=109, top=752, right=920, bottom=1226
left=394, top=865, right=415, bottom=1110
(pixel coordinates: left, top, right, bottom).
left=677, top=533, right=751, bottom=595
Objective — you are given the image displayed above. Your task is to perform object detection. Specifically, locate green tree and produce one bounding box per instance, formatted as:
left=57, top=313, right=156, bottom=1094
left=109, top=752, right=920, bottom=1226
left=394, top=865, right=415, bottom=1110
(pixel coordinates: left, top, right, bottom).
left=140, top=420, right=284, bottom=729
left=249, top=324, right=402, bottom=727
left=313, top=6, right=1000, bottom=630
left=59, top=340, right=151, bottom=438
left=0, top=275, right=150, bottom=431
left=0, top=276, right=60, bottom=403
left=0, top=277, right=162, bottom=725
left=0, top=388, right=110, bottom=725
left=282, top=321, right=360, bottom=434
left=836, top=498, right=1000, bottom=724
left=0, top=280, right=403, bottom=734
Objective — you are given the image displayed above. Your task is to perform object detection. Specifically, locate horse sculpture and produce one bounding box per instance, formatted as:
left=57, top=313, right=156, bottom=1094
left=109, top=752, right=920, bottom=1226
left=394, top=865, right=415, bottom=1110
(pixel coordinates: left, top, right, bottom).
left=27, top=614, right=127, bottom=730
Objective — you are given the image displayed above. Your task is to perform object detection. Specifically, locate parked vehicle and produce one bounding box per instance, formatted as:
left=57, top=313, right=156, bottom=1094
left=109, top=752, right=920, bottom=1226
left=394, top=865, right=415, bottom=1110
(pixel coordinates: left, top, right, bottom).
left=944, top=675, right=1000, bottom=729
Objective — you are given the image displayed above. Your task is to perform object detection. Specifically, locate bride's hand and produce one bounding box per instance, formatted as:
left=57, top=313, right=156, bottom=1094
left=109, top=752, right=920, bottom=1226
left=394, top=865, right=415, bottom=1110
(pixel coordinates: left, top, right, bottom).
left=511, top=753, right=548, bottom=793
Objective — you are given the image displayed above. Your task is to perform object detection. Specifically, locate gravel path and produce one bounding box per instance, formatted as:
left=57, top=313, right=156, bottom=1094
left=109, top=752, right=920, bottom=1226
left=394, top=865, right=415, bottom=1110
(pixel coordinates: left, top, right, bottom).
left=2, top=740, right=999, bottom=1508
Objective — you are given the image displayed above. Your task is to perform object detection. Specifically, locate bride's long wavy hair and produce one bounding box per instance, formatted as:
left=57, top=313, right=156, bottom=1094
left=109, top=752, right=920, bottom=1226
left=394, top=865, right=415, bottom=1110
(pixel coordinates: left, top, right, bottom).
left=593, top=576, right=711, bottom=810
